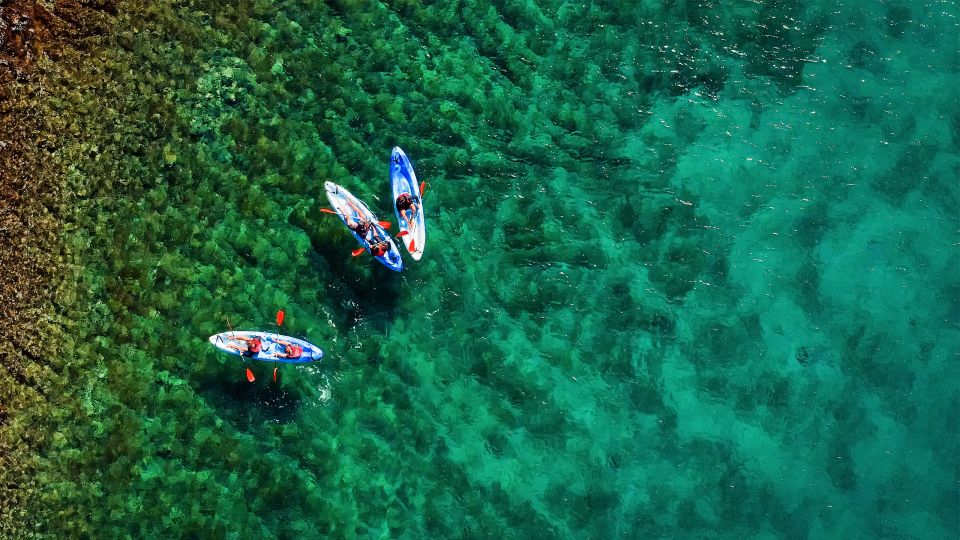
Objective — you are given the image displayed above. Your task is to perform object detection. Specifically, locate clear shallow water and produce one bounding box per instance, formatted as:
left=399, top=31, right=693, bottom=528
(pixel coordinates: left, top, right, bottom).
left=33, top=0, right=958, bottom=537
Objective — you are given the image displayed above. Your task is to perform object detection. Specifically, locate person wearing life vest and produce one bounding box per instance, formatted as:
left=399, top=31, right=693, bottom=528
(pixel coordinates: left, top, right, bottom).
left=342, top=200, right=390, bottom=258
left=227, top=335, right=263, bottom=357
left=273, top=339, right=303, bottom=360
left=395, top=192, right=419, bottom=226
left=370, top=241, right=389, bottom=258
left=347, top=217, right=376, bottom=243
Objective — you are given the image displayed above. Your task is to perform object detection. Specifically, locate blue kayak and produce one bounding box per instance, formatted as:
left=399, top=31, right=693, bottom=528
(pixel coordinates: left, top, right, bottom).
left=390, top=146, right=425, bottom=260
left=208, top=331, right=323, bottom=364
left=324, top=181, right=404, bottom=272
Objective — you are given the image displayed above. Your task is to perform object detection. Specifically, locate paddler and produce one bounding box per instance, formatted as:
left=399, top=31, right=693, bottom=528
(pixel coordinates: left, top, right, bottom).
left=394, top=192, right=419, bottom=226
left=273, top=339, right=303, bottom=360
left=226, top=335, right=263, bottom=357
left=347, top=216, right=378, bottom=243
left=369, top=240, right=390, bottom=258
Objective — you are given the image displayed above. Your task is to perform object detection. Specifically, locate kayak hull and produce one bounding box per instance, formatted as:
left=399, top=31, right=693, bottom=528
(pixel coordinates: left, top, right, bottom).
left=324, top=181, right=404, bottom=272
left=390, top=146, right=425, bottom=260
left=208, top=331, right=323, bottom=364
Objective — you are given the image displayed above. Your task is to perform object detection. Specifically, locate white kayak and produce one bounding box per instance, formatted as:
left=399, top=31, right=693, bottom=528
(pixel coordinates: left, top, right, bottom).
left=324, top=181, right=404, bottom=272
left=390, top=146, right=425, bottom=260
left=208, top=331, right=323, bottom=363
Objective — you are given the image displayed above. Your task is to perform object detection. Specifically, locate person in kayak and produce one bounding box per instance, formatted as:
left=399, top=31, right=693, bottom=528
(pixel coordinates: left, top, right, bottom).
left=347, top=216, right=377, bottom=243
left=227, top=335, right=263, bottom=357
left=343, top=199, right=386, bottom=244
left=273, top=339, right=303, bottom=360
left=395, top=192, right=419, bottom=226
left=370, top=240, right=390, bottom=258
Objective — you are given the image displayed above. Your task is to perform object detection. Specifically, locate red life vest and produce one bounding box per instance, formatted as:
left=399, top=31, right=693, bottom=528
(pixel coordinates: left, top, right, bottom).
left=371, top=243, right=388, bottom=257
left=249, top=338, right=262, bottom=353
left=287, top=344, right=303, bottom=359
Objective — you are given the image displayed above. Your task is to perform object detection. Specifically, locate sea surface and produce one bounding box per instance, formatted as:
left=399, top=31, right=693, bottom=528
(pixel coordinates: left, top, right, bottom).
left=22, top=0, right=959, bottom=537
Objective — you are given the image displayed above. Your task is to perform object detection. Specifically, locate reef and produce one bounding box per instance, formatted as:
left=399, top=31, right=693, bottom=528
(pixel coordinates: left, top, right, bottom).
left=0, top=0, right=117, bottom=535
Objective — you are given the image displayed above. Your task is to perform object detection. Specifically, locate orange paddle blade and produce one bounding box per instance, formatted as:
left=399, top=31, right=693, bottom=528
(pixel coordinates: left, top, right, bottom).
left=320, top=208, right=338, bottom=214
left=273, top=367, right=278, bottom=382
left=409, top=239, right=417, bottom=252
left=351, top=247, right=366, bottom=257
left=396, top=230, right=409, bottom=238
left=246, top=368, right=255, bottom=382
left=276, top=310, right=284, bottom=327
left=419, top=181, right=426, bottom=197
left=378, top=221, right=391, bottom=229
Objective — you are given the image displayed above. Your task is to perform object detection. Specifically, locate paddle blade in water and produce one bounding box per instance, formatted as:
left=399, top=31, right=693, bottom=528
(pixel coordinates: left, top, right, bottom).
left=320, top=208, right=338, bottom=214
left=420, top=181, right=426, bottom=197
left=246, top=368, right=255, bottom=383
left=378, top=221, right=391, bottom=229
left=352, top=248, right=365, bottom=257
left=276, top=310, right=285, bottom=327
left=273, top=367, right=278, bottom=382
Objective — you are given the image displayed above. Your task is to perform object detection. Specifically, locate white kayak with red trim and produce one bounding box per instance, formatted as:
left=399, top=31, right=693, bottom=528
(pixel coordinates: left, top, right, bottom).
left=390, top=146, right=426, bottom=260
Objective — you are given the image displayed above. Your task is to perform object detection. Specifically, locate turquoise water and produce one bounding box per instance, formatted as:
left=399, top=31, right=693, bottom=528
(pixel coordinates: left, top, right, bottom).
left=33, top=0, right=958, bottom=537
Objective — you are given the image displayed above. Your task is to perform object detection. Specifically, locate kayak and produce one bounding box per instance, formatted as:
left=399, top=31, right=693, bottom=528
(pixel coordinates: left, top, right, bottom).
left=324, top=181, right=404, bottom=272
left=390, top=146, right=425, bottom=260
left=208, top=331, right=323, bottom=364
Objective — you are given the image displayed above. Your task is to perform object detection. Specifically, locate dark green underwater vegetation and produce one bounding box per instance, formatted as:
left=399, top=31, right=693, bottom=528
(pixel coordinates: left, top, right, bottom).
left=0, top=0, right=957, bottom=537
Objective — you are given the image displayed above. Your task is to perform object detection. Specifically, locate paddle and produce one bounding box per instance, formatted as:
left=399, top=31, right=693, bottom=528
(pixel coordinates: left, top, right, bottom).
left=420, top=181, right=426, bottom=197
left=351, top=247, right=366, bottom=257
left=320, top=208, right=339, bottom=215
left=227, top=316, right=255, bottom=382
left=395, top=230, right=416, bottom=251
left=274, top=310, right=285, bottom=383
left=378, top=221, right=392, bottom=229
